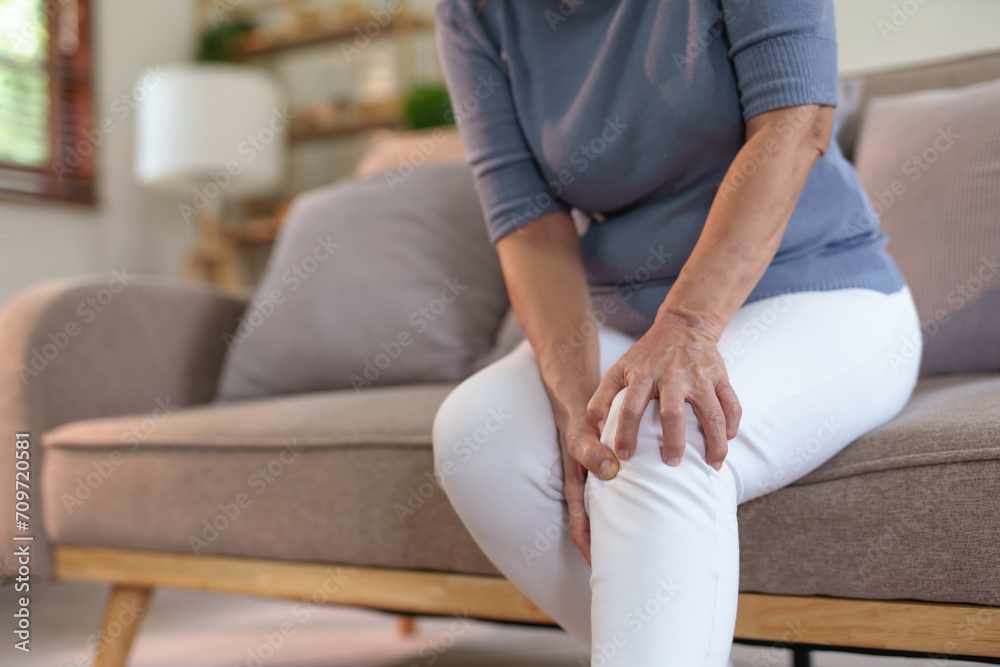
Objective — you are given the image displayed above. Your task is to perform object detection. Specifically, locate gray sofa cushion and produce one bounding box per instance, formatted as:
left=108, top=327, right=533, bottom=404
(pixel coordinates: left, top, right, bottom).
left=854, top=77, right=1000, bottom=376
left=41, top=373, right=1000, bottom=606
left=214, top=160, right=509, bottom=401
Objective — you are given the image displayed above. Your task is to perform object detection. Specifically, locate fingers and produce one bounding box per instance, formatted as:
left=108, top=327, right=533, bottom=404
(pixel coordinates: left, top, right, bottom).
left=586, top=368, right=624, bottom=438
left=566, top=421, right=619, bottom=481
left=611, top=381, right=654, bottom=462
left=716, top=378, right=743, bottom=439
left=657, top=387, right=687, bottom=466
left=659, top=378, right=740, bottom=470
left=689, top=389, right=729, bottom=470
left=562, top=460, right=591, bottom=566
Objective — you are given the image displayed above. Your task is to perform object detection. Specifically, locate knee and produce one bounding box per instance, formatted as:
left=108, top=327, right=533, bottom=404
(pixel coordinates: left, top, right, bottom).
left=431, top=381, right=513, bottom=496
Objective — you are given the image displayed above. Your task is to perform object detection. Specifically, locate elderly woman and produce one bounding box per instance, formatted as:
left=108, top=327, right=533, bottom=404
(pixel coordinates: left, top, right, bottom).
left=430, top=0, right=921, bottom=664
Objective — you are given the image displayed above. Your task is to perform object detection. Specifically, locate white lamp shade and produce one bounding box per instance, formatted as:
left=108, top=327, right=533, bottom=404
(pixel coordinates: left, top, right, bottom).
left=135, top=63, right=286, bottom=198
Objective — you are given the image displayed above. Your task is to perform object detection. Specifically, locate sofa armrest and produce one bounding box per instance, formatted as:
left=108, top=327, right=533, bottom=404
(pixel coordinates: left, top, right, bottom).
left=0, top=273, right=248, bottom=579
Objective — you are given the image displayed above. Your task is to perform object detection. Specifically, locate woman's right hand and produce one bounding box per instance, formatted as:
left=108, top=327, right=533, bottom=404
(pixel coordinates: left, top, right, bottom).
left=556, top=409, right=620, bottom=566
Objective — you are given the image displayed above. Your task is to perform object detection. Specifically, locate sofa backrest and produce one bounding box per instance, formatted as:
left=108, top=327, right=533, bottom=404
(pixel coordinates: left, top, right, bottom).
left=838, top=51, right=1000, bottom=161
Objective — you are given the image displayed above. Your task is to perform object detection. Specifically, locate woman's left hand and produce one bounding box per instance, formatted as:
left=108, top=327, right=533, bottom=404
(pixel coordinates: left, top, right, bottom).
left=587, top=312, right=742, bottom=469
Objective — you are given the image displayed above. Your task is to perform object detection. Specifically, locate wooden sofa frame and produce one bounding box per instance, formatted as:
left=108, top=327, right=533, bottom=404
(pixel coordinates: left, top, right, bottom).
left=57, top=545, right=1000, bottom=667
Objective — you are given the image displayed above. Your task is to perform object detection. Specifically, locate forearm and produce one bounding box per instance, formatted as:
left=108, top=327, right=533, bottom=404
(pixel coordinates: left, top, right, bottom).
left=657, top=105, right=834, bottom=338
left=495, top=211, right=598, bottom=426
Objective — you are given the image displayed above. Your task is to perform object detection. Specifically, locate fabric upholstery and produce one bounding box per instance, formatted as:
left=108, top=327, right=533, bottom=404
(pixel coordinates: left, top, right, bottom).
left=837, top=51, right=1000, bottom=161
left=214, top=160, right=510, bottom=401
left=0, top=275, right=247, bottom=579
left=42, top=373, right=1000, bottom=606
left=854, top=77, right=1000, bottom=375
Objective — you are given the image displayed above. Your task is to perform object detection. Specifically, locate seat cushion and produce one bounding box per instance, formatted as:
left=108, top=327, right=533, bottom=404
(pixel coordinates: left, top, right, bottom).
left=738, top=373, right=1000, bottom=606
left=41, top=383, right=501, bottom=577
left=42, top=375, right=1000, bottom=605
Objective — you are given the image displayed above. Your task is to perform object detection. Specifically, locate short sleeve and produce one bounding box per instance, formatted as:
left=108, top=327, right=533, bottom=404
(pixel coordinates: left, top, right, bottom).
left=434, top=0, right=567, bottom=243
left=721, top=0, right=840, bottom=121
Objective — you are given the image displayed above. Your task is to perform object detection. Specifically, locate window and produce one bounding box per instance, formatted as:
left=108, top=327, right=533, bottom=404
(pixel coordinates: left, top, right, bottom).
left=0, top=0, right=94, bottom=202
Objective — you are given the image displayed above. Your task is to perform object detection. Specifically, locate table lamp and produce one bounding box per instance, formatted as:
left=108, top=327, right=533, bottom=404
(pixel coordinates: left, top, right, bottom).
left=135, top=62, right=286, bottom=288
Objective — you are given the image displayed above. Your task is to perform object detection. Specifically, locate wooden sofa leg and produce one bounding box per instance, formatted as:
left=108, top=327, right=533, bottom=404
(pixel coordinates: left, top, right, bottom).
left=397, top=614, right=417, bottom=636
left=93, top=584, right=153, bottom=667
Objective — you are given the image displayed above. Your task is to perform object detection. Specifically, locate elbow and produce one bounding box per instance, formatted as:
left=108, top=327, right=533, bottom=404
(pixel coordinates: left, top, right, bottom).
left=747, top=103, right=835, bottom=166
left=496, top=210, right=579, bottom=253
left=804, top=104, right=834, bottom=162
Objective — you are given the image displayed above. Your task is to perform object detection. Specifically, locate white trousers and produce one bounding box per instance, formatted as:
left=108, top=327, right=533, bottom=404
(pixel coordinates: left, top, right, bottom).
left=431, top=286, right=922, bottom=666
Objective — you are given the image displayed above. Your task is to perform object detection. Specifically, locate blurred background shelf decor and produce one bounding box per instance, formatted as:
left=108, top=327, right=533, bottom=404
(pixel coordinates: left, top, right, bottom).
left=188, top=0, right=452, bottom=286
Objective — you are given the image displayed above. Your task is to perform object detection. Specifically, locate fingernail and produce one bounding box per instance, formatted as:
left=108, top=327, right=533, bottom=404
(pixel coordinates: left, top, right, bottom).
left=600, top=459, right=617, bottom=479
left=711, top=461, right=723, bottom=471
left=665, top=456, right=681, bottom=467
left=617, top=448, right=631, bottom=461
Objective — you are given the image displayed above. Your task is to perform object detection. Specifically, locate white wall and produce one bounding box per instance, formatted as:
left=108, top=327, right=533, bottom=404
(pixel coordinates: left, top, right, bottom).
left=0, top=0, right=196, bottom=306
left=1, top=0, right=999, bottom=307
left=834, top=0, right=1000, bottom=75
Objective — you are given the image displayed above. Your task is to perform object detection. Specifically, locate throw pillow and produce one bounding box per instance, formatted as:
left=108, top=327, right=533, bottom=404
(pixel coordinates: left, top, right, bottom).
left=854, top=77, right=1000, bottom=376
left=215, top=160, right=509, bottom=400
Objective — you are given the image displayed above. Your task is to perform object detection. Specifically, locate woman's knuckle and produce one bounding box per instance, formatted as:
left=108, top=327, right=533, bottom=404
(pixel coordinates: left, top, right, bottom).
left=662, top=403, right=686, bottom=420
left=706, top=408, right=726, bottom=426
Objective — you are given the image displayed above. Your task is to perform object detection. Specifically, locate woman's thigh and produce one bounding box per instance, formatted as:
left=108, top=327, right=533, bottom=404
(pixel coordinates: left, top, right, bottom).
left=430, top=322, right=638, bottom=647
left=587, top=286, right=922, bottom=506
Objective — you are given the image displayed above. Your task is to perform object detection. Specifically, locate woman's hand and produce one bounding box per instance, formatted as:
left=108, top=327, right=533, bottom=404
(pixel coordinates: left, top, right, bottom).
left=556, top=409, right=615, bottom=566
left=587, top=311, right=742, bottom=470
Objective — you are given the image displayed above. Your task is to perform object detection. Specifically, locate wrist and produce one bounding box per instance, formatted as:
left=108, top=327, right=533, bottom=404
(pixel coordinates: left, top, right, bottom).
left=654, top=303, right=725, bottom=342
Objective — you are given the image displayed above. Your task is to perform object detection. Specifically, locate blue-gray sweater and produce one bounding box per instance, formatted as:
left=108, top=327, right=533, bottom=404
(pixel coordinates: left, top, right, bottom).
left=434, top=0, right=907, bottom=336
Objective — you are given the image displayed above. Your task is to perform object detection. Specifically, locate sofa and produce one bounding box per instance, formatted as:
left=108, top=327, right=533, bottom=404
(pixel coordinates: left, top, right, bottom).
left=2, top=52, right=999, bottom=667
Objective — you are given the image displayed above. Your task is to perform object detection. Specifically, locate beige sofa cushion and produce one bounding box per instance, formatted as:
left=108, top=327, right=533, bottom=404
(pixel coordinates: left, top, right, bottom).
left=41, top=374, right=1000, bottom=606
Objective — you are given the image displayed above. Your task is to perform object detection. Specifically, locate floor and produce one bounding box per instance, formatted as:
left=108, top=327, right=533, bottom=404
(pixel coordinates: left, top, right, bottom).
left=1, top=581, right=992, bottom=667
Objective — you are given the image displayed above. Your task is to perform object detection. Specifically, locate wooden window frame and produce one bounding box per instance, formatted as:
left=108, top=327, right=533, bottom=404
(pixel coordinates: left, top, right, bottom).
left=0, top=0, right=95, bottom=204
